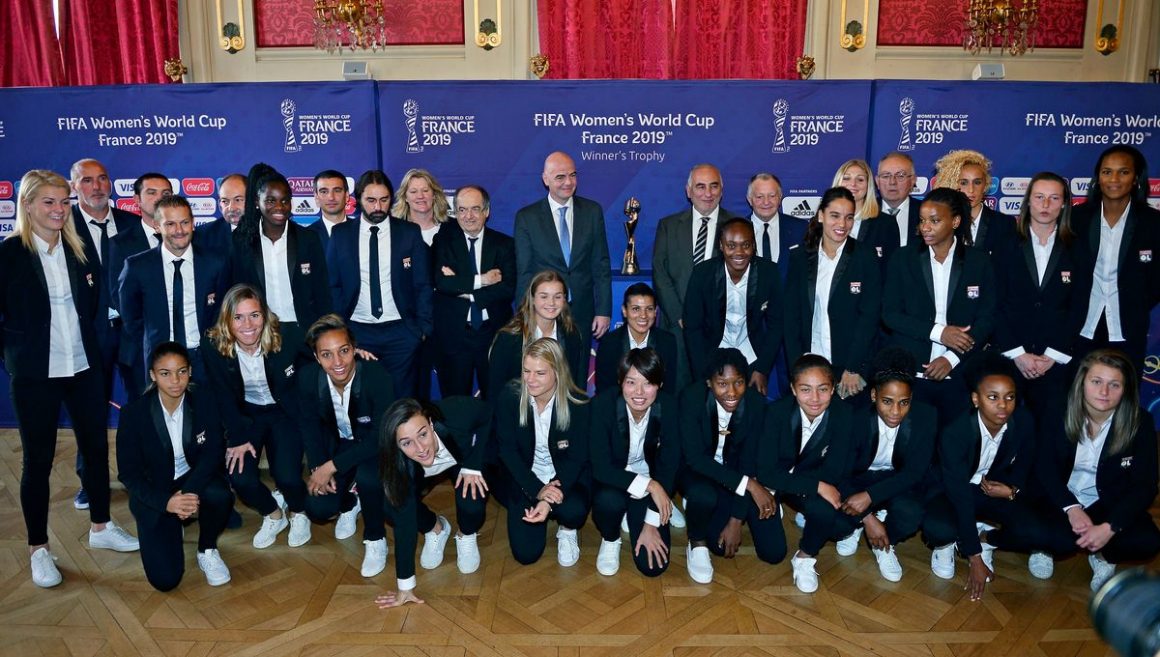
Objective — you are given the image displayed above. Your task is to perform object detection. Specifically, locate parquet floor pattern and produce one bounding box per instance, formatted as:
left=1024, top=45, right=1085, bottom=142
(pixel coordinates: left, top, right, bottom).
left=0, top=429, right=1154, bottom=657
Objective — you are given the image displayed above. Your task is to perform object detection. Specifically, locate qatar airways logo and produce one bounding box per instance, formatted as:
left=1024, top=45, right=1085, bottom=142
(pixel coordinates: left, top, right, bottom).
left=182, top=178, right=215, bottom=196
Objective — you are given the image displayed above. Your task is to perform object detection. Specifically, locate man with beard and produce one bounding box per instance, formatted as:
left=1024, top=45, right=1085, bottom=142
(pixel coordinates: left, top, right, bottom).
left=327, top=170, right=432, bottom=397
left=197, top=173, right=245, bottom=253
left=307, top=169, right=350, bottom=250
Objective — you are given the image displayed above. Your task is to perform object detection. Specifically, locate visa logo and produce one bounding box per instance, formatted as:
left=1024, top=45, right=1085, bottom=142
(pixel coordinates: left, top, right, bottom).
left=1000, top=197, right=1023, bottom=214
left=1070, top=177, right=1091, bottom=196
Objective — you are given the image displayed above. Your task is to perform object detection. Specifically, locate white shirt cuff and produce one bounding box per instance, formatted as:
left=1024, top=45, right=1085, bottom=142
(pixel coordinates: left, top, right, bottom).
left=1002, top=347, right=1026, bottom=359
left=627, top=475, right=651, bottom=499
left=397, top=576, right=416, bottom=591
left=944, top=352, right=961, bottom=369
left=472, top=274, right=482, bottom=290
left=1044, top=347, right=1072, bottom=365
left=734, top=475, right=749, bottom=497
left=929, top=323, right=946, bottom=343
left=644, top=509, right=661, bottom=527
left=459, top=467, right=483, bottom=478
left=1063, top=503, right=1082, bottom=514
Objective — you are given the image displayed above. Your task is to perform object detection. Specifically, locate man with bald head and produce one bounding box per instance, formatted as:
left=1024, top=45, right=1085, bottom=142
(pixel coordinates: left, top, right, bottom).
left=196, top=173, right=245, bottom=253
left=514, top=151, right=612, bottom=381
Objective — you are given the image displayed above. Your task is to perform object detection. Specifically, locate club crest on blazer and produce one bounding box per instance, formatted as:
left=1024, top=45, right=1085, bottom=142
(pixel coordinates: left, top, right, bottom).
left=207, top=292, right=216, bottom=306
left=196, top=431, right=206, bottom=445
left=1140, top=250, right=1152, bottom=263
left=849, top=281, right=862, bottom=295
left=284, top=364, right=295, bottom=378
left=357, top=416, right=372, bottom=424
left=403, top=257, right=412, bottom=269
left=1061, top=270, right=1071, bottom=284
left=300, top=262, right=312, bottom=275
left=86, top=273, right=94, bottom=287
left=875, top=246, right=883, bottom=258
left=967, top=285, right=980, bottom=299
left=557, top=439, right=569, bottom=450
left=1121, top=456, right=1134, bottom=468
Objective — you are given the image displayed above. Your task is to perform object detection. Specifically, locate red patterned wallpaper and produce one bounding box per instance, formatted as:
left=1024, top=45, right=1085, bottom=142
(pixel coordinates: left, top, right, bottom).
left=255, top=0, right=465, bottom=47
left=877, top=0, right=1086, bottom=48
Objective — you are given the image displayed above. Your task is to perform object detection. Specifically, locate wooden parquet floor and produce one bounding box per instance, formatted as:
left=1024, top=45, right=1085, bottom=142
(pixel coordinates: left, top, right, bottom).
left=1, top=428, right=1155, bottom=657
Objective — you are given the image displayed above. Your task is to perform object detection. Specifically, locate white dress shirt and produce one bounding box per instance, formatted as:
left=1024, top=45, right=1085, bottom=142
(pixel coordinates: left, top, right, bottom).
left=422, top=432, right=484, bottom=479
left=969, top=413, right=1008, bottom=485
left=1066, top=414, right=1112, bottom=509
left=692, top=206, right=721, bottom=263
left=798, top=409, right=826, bottom=454
left=237, top=347, right=275, bottom=405
left=327, top=370, right=355, bottom=440
left=462, top=232, right=490, bottom=322
left=161, top=245, right=200, bottom=349
left=533, top=321, right=558, bottom=341
left=926, top=238, right=961, bottom=370
left=713, top=401, right=749, bottom=495
left=751, top=213, right=780, bottom=262
left=260, top=232, right=297, bottom=323
left=869, top=416, right=900, bottom=471
left=420, top=224, right=439, bottom=247
left=809, top=241, right=847, bottom=361
left=530, top=396, right=558, bottom=484
left=969, top=207, right=983, bottom=245
left=1082, top=205, right=1127, bottom=342
left=625, top=406, right=663, bottom=527
left=34, top=233, right=89, bottom=377
left=719, top=263, right=758, bottom=364
left=161, top=396, right=191, bottom=479
left=141, top=219, right=161, bottom=250
left=351, top=219, right=402, bottom=324
left=628, top=330, right=649, bottom=350
left=80, top=205, right=119, bottom=262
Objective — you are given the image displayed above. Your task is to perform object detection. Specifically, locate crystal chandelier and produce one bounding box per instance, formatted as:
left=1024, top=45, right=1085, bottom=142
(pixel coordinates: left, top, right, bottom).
left=313, top=0, right=387, bottom=53
left=963, top=0, right=1039, bottom=56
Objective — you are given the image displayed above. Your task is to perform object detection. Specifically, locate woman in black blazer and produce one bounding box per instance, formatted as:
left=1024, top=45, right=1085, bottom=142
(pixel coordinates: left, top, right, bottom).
left=681, top=348, right=778, bottom=585
left=202, top=283, right=308, bottom=550
left=932, top=149, right=1016, bottom=256
left=117, top=342, right=234, bottom=590
left=882, top=187, right=997, bottom=422
left=992, top=172, right=1092, bottom=422
left=832, top=159, right=880, bottom=244
left=783, top=187, right=883, bottom=404
left=593, top=282, right=678, bottom=395
left=374, top=395, right=492, bottom=608
left=989, top=349, right=1160, bottom=591
left=488, top=269, right=588, bottom=398
left=590, top=348, right=680, bottom=577
left=497, top=337, right=591, bottom=566
left=0, top=170, right=139, bottom=588
left=833, top=347, right=936, bottom=582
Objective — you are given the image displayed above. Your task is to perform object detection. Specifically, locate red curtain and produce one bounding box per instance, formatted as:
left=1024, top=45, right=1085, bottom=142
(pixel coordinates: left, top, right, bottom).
left=673, top=0, right=808, bottom=79
left=0, top=0, right=64, bottom=87
left=59, top=0, right=180, bottom=85
left=537, top=0, right=674, bottom=79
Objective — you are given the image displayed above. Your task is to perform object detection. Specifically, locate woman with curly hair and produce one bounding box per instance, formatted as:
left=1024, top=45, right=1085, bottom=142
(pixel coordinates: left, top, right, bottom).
left=932, top=148, right=1015, bottom=255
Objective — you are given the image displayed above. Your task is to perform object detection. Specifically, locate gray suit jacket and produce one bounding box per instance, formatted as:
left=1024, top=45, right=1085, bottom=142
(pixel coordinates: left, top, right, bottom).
left=651, top=206, right=740, bottom=330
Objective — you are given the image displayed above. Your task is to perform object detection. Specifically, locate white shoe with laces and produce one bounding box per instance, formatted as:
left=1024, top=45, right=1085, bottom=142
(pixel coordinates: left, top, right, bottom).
left=288, top=513, right=312, bottom=548
left=455, top=533, right=481, bottom=574
left=686, top=543, right=713, bottom=584
left=931, top=544, right=956, bottom=580
left=420, top=515, right=451, bottom=570
left=1028, top=551, right=1054, bottom=579
left=872, top=546, right=903, bottom=582
left=791, top=554, right=820, bottom=593
left=335, top=498, right=361, bottom=540
left=361, top=538, right=387, bottom=577
left=89, top=520, right=140, bottom=552
left=556, top=527, right=580, bottom=567
left=1088, top=553, right=1116, bottom=591
left=30, top=547, right=62, bottom=588
left=836, top=527, right=863, bottom=557
left=252, top=513, right=288, bottom=549
left=197, top=549, right=231, bottom=586
left=596, top=538, right=621, bottom=576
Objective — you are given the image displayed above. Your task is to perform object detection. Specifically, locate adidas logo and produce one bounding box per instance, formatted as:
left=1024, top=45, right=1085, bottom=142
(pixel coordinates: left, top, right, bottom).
left=793, top=199, right=812, bottom=215
left=293, top=197, right=320, bottom=214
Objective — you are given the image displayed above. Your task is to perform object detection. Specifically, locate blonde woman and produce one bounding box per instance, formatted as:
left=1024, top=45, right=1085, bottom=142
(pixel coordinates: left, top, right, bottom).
left=933, top=148, right=1015, bottom=254
left=391, top=168, right=450, bottom=247
left=832, top=158, right=879, bottom=242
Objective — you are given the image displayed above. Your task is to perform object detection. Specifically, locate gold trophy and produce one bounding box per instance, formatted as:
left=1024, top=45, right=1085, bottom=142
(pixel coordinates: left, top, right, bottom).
left=622, top=197, right=641, bottom=274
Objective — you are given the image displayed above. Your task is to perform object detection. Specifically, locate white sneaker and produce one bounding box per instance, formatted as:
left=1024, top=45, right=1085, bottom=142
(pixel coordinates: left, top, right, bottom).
left=670, top=504, right=687, bottom=529
left=30, top=547, right=62, bottom=588
left=596, top=538, right=621, bottom=576
left=455, top=533, right=481, bottom=574
left=791, top=554, right=820, bottom=593
left=1028, top=551, right=1054, bottom=579
left=197, top=549, right=231, bottom=586
left=287, top=513, right=312, bottom=548
left=556, top=527, right=580, bottom=567
left=872, top=546, right=903, bottom=582
left=361, top=538, right=388, bottom=577
left=836, top=527, right=863, bottom=557
left=1088, top=553, right=1116, bottom=592
left=794, top=512, right=806, bottom=529
left=335, top=499, right=361, bottom=540
left=979, top=541, right=996, bottom=576
left=931, top=544, right=956, bottom=580
left=89, top=520, right=140, bottom=552
left=420, top=516, right=451, bottom=570
left=271, top=489, right=286, bottom=512
left=686, top=543, right=713, bottom=584
left=620, top=514, right=629, bottom=534
left=252, top=513, right=288, bottom=549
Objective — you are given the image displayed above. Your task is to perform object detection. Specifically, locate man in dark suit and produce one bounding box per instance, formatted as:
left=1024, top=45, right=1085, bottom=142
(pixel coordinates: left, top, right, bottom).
left=119, top=196, right=230, bottom=396
left=108, top=172, right=173, bottom=314
left=746, top=173, right=806, bottom=280
left=653, top=163, right=741, bottom=388
left=514, top=151, right=612, bottom=378
left=682, top=218, right=783, bottom=396
left=196, top=173, right=244, bottom=254
left=874, top=152, right=921, bottom=252
left=431, top=184, right=515, bottom=397
left=327, top=170, right=432, bottom=398
left=308, top=169, right=351, bottom=250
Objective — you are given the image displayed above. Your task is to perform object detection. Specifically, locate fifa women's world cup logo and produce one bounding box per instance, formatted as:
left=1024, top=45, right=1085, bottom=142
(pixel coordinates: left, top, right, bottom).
left=897, top=97, right=915, bottom=152
left=403, top=99, right=422, bottom=153
left=771, top=99, right=790, bottom=153
left=280, top=99, right=301, bottom=153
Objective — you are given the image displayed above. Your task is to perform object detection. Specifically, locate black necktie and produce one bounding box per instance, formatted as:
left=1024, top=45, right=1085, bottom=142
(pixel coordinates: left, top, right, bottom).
left=762, top=222, right=773, bottom=262
left=693, top=216, right=709, bottom=263
left=172, top=259, right=186, bottom=346
left=369, top=226, right=383, bottom=318
left=468, top=237, right=483, bottom=330
left=90, top=220, right=109, bottom=265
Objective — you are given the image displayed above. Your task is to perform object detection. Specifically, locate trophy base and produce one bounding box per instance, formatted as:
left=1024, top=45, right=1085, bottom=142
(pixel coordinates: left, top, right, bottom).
left=621, top=263, right=639, bottom=275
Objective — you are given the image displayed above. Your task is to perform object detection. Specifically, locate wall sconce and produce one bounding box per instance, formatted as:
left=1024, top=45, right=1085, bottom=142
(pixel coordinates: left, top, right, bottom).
left=215, top=0, right=245, bottom=53
left=1094, top=0, right=1123, bottom=56
left=474, top=0, right=501, bottom=50
left=839, top=0, right=868, bottom=51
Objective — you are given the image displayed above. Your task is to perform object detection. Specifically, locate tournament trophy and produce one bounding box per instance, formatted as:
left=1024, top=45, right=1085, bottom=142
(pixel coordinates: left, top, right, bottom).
left=622, top=197, right=641, bottom=274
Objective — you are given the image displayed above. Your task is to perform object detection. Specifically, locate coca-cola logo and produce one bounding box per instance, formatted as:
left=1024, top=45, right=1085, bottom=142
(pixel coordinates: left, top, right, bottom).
left=0, top=181, right=12, bottom=199
left=182, top=178, right=215, bottom=195
left=1149, top=178, right=1160, bottom=196
left=117, top=198, right=141, bottom=213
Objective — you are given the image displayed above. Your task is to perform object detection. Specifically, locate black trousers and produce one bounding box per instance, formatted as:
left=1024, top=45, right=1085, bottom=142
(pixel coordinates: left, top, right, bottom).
left=350, top=320, right=421, bottom=398
left=304, top=438, right=387, bottom=541
left=1074, top=315, right=1144, bottom=382
left=988, top=498, right=1160, bottom=564
left=684, top=472, right=786, bottom=564
left=505, top=479, right=590, bottom=565
left=1017, top=363, right=1070, bottom=431
left=387, top=467, right=489, bottom=537
left=11, top=367, right=111, bottom=545
left=781, top=493, right=845, bottom=557
left=78, top=316, right=125, bottom=481
left=912, top=376, right=968, bottom=427
left=592, top=483, right=672, bottom=577
left=135, top=472, right=234, bottom=592
left=835, top=470, right=925, bottom=546
left=435, top=321, right=499, bottom=398
left=921, top=488, right=1017, bottom=552
left=228, top=403, right=307, bottom=515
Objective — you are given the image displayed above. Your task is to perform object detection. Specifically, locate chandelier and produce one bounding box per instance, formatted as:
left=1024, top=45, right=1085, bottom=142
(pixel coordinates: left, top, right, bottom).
left=963, top=0, right=1039, bottom=56
left=313, top=0, right=387, bottom=52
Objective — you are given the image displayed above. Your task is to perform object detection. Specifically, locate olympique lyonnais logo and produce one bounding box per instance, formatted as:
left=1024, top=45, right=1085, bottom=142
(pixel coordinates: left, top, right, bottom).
left=898, top=97, right=915, bottom=151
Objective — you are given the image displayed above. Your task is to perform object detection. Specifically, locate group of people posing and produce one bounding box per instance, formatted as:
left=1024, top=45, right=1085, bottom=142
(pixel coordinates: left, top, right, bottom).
left=1, top=143, right=1157, bottom=605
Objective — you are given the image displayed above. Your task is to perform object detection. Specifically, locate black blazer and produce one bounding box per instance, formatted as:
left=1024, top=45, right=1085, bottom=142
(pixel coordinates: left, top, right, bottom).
left=593, top=325, right=678, bottom=395
left=200, top=338, right=300, bottom=446
left=758, top=396, right=854, bottom=497
left=972, top=207, right=1017, bottom=256
left=116, top=389, right=226, bottom=527
left=937, top=408, right=1036, bottom=556
left=496, top=381, right=590, bottom=504
left=297, top=359, right=397, bottom=473
left=589, top=389, right=681, bottom=499
left=751, top=212, right=808, bottom=280
left=882, top=241, right=997, bottom=370
left=0, top=236, right=101, bottom=379
left=992, top=233, right=1093, bottom=358
left=431, top=222, right=516, bottom=342
left=71, top=205, right=138, bottom=339
left=231, top=222, right=333, bottom=329
left=651, top=206, right=741, bottom=330
left=487, top=327, right=588, bottom=401
left=855, top=215, right=901, bottom=274
left=783, top=238, right=883, bottom=378
left=870, top=198, right=921, bottom=262
left=844, top=402, right=937, bottom=503
left=1035, top=408, right=1158, bottom=534
left=683, top=256, right=784, bottom=380
left=195, top=217, right=234, bottom=254
left=107, top=220, right=153, bottom=313
left=679, top=384, right=766, bottom=519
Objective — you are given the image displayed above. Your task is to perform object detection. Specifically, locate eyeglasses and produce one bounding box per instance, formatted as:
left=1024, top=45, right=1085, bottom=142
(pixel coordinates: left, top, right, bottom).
left=876, top=173, right=913, bottom=182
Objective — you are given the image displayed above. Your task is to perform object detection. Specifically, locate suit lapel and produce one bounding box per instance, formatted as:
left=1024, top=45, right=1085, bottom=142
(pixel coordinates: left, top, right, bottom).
left=1021, top=240, right=1040, bottom=289
left=1116, top=206, right=1136, bottom=271
left=969, top=415, right=984, bottom=474
left=800, top=411, right=831, bottom=462
left=947, top=243, right=965, bottom=310
left=64, top=245, right=83, bottom=310
left=28, top=245, right=50, bottom=297
left=805, top=250, right=819, bottom=322
left=286, top=224, right=300, bottom=291
left=918, top=248, right=935, bottom=307
left=150, top=394, right=176, bottom=461
left=614, top=400, right=631, bottom=460
left=347, top=362, right=364, bottom=436
left=1040, top=238, right=1063, bottom=292
left=892, top=414, right=911, bottom=470
left=182, top=396, right=195, bottom=455
left=975, top=213, right=990, bottom=250
left=745, top=264, right=758, bottom=326
left=829, top=242, right=852, bottom=302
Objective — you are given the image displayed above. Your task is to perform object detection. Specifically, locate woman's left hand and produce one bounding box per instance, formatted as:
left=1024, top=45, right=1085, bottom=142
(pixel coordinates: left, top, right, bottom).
left=456, top=472, right=489, bottom=500
left=375, top=589, right=425, bottom=609
left=225, top=442, right=257, bottom=474
left=355, top=348, right=379, bottom=361
left=1076, top=522, right=1115, bottom=552
left=838, top=371, right=865, bottom=399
